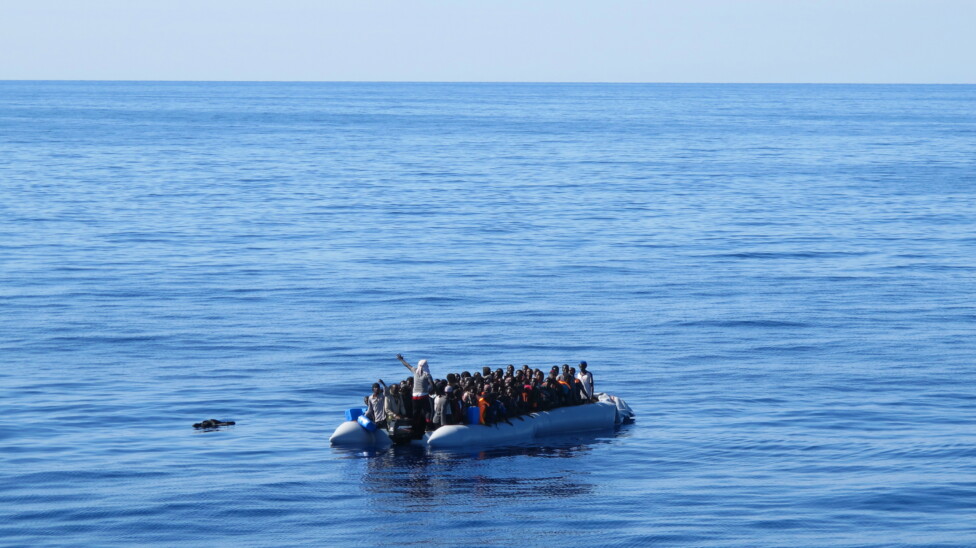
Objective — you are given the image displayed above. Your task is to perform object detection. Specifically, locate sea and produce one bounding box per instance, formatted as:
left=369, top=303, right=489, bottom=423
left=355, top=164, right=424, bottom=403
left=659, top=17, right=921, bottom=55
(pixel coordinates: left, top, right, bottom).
left=1, top=81, right=974, bottom=547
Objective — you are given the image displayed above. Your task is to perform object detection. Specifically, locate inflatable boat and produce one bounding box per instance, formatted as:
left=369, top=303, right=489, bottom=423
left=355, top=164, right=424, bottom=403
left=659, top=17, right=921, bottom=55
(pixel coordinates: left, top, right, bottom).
left=329, top=393, right=635, bottom=450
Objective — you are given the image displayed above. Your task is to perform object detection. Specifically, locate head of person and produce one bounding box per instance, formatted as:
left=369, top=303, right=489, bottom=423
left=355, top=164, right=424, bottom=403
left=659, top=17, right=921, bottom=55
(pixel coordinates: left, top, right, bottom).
left=506, top=364, right=514, bottom=375
left=482, top=366, right=491, bottom=376
left=417, top=359, right=429, bottom=374
left=372, top=383, right=381, bottom=395
left=579, top=361, right=587, bottom=372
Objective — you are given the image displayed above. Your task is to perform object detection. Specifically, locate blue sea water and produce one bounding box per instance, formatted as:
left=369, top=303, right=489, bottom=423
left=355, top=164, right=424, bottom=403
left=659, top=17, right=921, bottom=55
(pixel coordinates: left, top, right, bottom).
left=1, top=81, right=975, bottom=547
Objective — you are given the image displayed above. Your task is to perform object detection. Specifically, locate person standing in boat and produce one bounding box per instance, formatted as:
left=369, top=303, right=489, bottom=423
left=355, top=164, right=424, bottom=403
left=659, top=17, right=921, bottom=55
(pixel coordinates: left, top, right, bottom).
left=577, top=361, right=594, bottom=402
left=363, top=380, right=388, bottom=429
left=397, top=353, right=435, bottom=436
left=386, top=382, right=406, bottom=422
left=431, top=382, right=451, bottom=429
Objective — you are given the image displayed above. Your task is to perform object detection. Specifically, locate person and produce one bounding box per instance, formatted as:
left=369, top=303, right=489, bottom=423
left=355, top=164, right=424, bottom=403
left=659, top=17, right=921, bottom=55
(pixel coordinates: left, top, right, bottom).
left=577, top=361, right=594, bottom=401
left=386, top=382, right=406, bottom=421
left=432, top=383, right=450, bottom=429
left=446, top=385, right=461, bottom=425
left=477, top=391, right=490, bottom=425
left=570, top=367, right=585, bottom=403
left=397, top=353, right=435, bottom=435
left=363, top=380, right=388, bottom=429
left=400, top=378, right=413, bottom=418
left=462, top=381, right=479, bottom=410
left=556, top=375, right=573, bottom=405
left=521, top=381, right=537, bottom=411
left=558, top=374, right=579, bottom=405
left=489, top=392, right=510, bottom=425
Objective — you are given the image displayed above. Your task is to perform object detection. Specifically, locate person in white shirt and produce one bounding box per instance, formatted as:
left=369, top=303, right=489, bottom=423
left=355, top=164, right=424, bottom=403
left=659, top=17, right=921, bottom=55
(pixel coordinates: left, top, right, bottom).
left=363, top=380, right=388, bottom=429
left=576, top=361, right=594, bottom=401
left=397, top=353, right=434, bottom=436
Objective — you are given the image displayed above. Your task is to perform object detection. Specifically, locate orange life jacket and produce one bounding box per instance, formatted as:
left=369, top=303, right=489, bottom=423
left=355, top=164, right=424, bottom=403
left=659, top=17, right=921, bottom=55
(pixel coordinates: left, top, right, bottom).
left=478, top=396, right=489, bottom=425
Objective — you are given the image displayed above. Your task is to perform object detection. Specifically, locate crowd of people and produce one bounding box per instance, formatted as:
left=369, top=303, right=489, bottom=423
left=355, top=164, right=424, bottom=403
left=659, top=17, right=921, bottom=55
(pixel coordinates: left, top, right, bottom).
left=363, top=354, right=596, bottom=437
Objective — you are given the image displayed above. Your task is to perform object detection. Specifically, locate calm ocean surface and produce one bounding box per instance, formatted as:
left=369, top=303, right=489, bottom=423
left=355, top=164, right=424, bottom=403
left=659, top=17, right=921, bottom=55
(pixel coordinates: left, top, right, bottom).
left=1, top=82, right=975, bottom=547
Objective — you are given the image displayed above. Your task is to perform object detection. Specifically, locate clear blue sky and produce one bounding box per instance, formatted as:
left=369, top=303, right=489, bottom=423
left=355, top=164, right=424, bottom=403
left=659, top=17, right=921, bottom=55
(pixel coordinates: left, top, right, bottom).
left=1, top=0, right=973, bottom=83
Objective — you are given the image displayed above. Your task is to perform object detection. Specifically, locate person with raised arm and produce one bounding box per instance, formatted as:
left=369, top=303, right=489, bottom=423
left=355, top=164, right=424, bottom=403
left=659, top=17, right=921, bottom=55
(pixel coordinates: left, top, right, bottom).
left=363, top=380, right=388, bottom=429
left=396, top=353, right=435, bottom=437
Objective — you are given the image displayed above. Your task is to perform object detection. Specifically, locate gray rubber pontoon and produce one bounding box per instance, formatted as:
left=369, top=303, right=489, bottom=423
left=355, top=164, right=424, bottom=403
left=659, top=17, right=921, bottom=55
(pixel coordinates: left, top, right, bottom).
left=329, top=393, right=634, bottom=449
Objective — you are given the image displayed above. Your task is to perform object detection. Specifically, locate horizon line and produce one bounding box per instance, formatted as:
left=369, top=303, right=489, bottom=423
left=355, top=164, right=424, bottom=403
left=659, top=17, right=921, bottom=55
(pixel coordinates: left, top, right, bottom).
left=2, top=79, right=974, bottom=86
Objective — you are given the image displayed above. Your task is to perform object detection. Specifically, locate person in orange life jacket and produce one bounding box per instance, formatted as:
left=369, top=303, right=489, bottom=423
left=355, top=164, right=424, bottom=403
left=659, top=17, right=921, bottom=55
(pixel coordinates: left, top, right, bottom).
left=565, top=374, right=584, bottom=405
left=576, top=361, right=594, bottom=402
left=479, top=389, right=499, bottom=425
left=363, top=381, right=387, bottom=429
left=397, top=353, right=434, bottom=435
left=477, top=391, right=490, bottom=425
left=557, top=374, right=574, bottom=405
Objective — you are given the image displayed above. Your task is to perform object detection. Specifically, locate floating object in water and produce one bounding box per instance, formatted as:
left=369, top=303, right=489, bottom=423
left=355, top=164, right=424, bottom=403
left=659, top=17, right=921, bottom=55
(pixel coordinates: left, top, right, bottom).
left=329, top=393, right=633, bottom=449
left=193, top=419, right=236, bottom=429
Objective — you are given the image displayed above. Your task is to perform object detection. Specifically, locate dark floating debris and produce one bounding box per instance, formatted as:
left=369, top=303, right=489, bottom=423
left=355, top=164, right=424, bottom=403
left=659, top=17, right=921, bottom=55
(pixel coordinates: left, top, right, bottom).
left=193, top=419, right=236, bottom=429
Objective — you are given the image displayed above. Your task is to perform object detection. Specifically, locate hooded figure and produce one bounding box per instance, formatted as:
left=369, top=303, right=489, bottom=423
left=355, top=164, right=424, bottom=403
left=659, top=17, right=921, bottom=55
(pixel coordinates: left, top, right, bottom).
left=396, top=354, right=435, bottom=436
left=413, top=359, right=434, bottom=397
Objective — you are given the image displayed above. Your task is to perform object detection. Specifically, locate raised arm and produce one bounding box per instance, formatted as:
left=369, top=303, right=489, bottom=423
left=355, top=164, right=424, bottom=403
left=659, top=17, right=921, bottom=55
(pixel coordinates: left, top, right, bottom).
left=396, top=353, right=416, bottom=373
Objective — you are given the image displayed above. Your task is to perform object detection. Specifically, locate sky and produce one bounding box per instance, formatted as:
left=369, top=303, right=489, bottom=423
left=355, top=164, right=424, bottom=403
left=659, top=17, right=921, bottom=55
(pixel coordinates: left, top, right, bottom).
left=1, top=0, right=974, bottom=83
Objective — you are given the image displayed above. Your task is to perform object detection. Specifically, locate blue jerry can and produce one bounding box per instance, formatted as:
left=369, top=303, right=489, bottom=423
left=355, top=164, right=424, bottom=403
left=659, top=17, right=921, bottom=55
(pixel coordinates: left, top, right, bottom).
left=357, top=414, right=377, bottom=432
left=466, top=405, right=481, bottom=425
